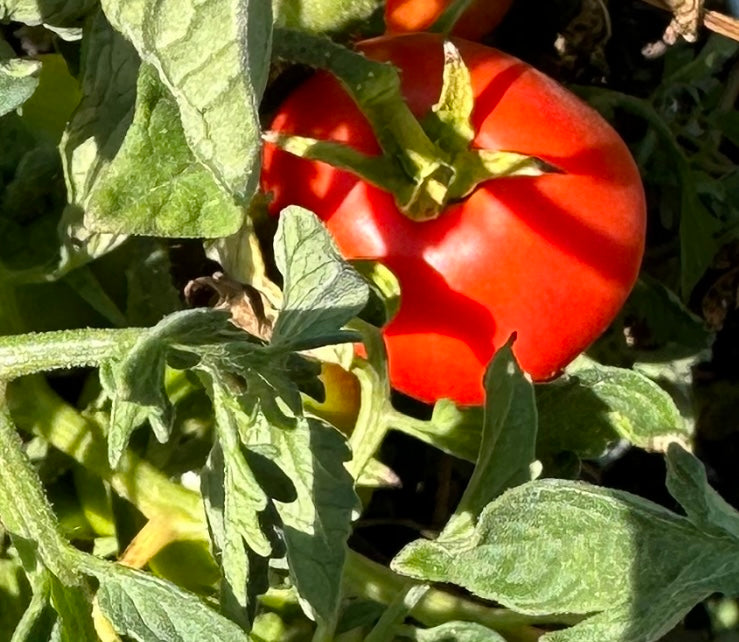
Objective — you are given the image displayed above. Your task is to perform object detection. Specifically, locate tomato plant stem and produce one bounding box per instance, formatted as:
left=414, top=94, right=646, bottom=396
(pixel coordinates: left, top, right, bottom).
left=7, top=376, right=206, bottom=536
left=0, top=327, right=142, bottom=380
left=271, top=28, right=456, bottom=219
left=430, top=0, right=476, bottom=33
left=0, top=386, right=81, bottom=585
left=364, top=582, right=430, bottom=642
left=347, top=321, right=393, bottom=477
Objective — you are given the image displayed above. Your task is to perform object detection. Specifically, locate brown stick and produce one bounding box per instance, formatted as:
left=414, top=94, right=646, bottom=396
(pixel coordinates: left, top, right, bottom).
left=640, top=0, right=739, bottom=42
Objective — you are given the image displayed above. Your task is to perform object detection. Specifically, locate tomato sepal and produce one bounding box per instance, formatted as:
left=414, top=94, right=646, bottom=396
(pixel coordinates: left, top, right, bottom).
left=269, top=34, right=552, bottom=220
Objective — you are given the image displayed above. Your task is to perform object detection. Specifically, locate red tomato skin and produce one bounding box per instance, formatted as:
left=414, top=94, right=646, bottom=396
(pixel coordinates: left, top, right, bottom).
left=385, top=0, right=513, bottom=41
left=261, top=34, right=646, bottom=405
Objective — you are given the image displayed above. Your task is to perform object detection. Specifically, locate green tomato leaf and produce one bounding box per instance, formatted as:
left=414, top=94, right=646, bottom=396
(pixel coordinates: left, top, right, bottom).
left=0, top=55, right=40, bottom=118
left=346, top=320, right=393, bottom=478
left=393, top=478, right=739, bottom=642
left=272, top=206, right=369, bottom=351
left=18, top=54, right=80, bottom=143
left=1, top=144, right=66, bottom=274
left=0, top=554, right=31, bottom=636
left=124, top=240, right=182, bottom=326
left=535, top=375, right=619, bottom=459
left=627, top=276, right=711, bottom=358
left=0, top=0, right=96, bottom=28
left=85, top=64, right=244, bottom=238
left=273, top=0, right=382, bottom=34
left=665, top=443, right=739, bottom=540
left=680, top=174, right=722, bottom=300
left=9, top=584, right=56, bottom=642
left=59, top=9, right=139, bottom=269
left=408, top=621, right=506, bottom=642
left=244, top=415, right=357, bottom=627
left=443, top=337, right=537, bottom=539
left=389, top=400, right=483, bottom=463
left=560, top=363, right=689, bottom=451
left=539, top=589, right=716, bottom=642
left=47, top=573, right=97, bottom=642
left=201, top=433, right=270, bottom=626
left=62, top=266, right=127, bottom=327
left=96, top=212, right=368, bottom=626
left=100, top=311, right=221, bottom=449
left=211, top=385, right=272, bottom=558
left=88, top=561, right=250, bottom=642
left=100, top=0, right=270, bottom=203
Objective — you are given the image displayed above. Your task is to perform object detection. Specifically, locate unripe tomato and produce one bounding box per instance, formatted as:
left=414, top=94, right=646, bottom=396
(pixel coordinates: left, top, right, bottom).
left=385, top=0, right=513, bottom=41
left=262, top=34, right=646, bottom=405
left=304, top=363, right=361, bottom=434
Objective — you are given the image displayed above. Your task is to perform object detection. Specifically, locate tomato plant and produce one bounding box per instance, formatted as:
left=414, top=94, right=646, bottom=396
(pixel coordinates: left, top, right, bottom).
left=262, top=33, right=646, bottom=405
left=384, top=0, right=513, bottom=41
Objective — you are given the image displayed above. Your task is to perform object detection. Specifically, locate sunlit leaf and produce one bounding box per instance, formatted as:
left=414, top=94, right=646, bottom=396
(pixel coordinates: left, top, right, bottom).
left=101, top=0, right=271, bottom=202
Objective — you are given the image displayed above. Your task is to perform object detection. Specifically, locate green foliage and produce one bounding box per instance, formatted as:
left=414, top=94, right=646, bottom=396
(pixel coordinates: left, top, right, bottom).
left=272, top=0, right=382, bottom=35
left=0, top=3, right=738, bottom=642
left=0, top=49, right=39, bottom=118
left=100, top=0, right=270, bottom=204
left=403, top=621, right=507, bottom=641
left=392, top=452, right=739, bottom=642
left=86, top=64, right=245, bottom=237
left=89, top=562, right=250, bottom=641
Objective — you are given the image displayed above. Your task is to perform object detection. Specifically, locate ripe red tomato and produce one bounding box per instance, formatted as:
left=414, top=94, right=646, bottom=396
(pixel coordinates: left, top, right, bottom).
left=262, top=34, right=646, bottom=405
left=385, top=0, right=513, bottom=41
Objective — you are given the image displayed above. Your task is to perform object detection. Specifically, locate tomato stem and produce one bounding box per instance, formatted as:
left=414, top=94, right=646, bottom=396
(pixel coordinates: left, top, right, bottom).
left=271, top=31, right=552, bottom=221
left=429, top=0, right=478, bottom=34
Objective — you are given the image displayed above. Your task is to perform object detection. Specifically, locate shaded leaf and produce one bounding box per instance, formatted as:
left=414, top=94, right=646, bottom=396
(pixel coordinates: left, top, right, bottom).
left=59, top=9, right=139, bottom=268
left=201, top=437, right=269, bottom=627
left=89, top=562, right=249, bottom=642
left=680, top=186, right=721, bottom=299
left=627, top=276, right=710, bottom=357
left=10, top=586, right=56, bottom=642
left=0, top=0, right=96, bottom=29
left=18, top=54, right=80, bottom=143
left=47, top=573, right=96, bottom=642
left=60, top=14, right=137, bottom=194
left=562, top=363, right=688, bottom=451
left=0, top=554, right=32, bottom=637
left=245, top=415, right=357, bottom=625
left=443, top=337, right=537, bottom=539
left=535, top=376, right=618, bottom=459
left=666, top=443, right=739, bottom=540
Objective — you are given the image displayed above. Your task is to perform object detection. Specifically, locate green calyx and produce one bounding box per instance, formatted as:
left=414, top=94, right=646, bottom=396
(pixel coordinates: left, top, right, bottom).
left=270, top=32, right=553, bottom=221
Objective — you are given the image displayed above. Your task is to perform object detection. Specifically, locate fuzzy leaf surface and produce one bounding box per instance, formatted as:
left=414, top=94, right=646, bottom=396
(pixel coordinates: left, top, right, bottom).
left=393, top=478, right=739, bottom=642
left=89, top=562, right=249, bottom=642
left=272, top=206, right=369, bottom=351
left=85, top=65, right=243, bottom=238
left=101, top=0, right=270, bottom=202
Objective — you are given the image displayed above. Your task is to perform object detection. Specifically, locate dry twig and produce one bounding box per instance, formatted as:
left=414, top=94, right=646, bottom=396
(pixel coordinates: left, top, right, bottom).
left=641, top=0, right=739, bottom=42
